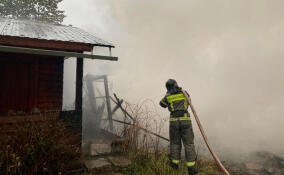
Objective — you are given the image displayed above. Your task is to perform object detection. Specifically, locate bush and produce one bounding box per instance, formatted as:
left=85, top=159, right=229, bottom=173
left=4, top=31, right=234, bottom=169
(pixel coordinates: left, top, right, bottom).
left=0, top=118, right=81, bottom=175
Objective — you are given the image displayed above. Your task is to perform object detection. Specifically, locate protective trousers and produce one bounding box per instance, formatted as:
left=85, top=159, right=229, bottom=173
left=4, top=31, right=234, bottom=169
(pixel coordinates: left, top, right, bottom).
left=169, top=119, right=197, bottom=168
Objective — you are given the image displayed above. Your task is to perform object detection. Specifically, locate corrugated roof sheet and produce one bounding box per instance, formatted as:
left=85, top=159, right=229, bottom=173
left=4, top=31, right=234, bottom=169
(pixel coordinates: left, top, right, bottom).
left=0, top=17, right=114, bottom=47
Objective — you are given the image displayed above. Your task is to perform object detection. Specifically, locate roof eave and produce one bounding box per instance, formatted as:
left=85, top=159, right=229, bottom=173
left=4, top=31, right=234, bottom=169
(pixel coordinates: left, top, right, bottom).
left=0, top=45, right=118, bottom=61
left=92, top=43, right=115, bottom=48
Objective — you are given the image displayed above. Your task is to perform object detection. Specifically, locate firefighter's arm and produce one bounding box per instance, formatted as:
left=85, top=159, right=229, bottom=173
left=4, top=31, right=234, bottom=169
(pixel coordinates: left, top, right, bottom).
left=159, top=96, right=168, bottom=108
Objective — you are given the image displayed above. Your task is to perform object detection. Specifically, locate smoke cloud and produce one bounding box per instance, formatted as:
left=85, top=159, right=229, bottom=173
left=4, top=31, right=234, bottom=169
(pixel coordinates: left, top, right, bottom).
left=60, top=0, right=284, bottom=157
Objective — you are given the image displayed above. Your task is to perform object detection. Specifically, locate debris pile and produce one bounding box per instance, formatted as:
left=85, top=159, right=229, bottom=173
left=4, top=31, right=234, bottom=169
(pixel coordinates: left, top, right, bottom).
left=227, top=151, right=284, bottom=175
left=82, top=132, right=131, bottom=175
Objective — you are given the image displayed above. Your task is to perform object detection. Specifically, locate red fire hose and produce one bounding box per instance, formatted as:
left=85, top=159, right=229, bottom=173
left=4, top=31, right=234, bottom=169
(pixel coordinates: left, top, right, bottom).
left=182, top=90, right=230, bottom=175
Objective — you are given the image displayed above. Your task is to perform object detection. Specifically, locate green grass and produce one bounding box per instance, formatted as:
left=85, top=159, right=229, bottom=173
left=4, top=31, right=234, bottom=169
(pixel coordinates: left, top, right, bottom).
left=122, top=150, right=222, bottom=175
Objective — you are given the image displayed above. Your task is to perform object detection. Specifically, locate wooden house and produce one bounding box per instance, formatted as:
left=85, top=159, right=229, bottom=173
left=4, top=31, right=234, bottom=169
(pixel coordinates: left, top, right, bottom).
left=0, top=17, right=117, bottom=135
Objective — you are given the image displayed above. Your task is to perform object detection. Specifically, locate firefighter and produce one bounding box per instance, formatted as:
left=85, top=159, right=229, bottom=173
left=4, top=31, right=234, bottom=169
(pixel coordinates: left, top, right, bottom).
left=160, top=79, right=198, bottom=175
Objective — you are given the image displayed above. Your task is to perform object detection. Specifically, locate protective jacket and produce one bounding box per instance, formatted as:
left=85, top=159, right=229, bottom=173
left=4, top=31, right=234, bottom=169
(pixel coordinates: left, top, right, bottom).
left=160, top=88, right=190, bottom=119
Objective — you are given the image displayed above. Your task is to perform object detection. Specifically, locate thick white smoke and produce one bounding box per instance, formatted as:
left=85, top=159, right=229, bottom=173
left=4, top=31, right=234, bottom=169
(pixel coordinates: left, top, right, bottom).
left=60, top=0, right=284, bottom=158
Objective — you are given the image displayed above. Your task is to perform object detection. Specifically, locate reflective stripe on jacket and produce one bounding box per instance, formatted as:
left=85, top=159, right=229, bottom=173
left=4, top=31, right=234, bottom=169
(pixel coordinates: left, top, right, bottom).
left=160, top=90, right=190, bottom=117
left=169, top=113, right=191, bottom=121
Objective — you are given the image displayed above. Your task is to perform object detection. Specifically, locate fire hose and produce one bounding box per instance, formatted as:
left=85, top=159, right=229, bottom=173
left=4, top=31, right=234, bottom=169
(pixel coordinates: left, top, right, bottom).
left=182, top=90, right=230, bottom=175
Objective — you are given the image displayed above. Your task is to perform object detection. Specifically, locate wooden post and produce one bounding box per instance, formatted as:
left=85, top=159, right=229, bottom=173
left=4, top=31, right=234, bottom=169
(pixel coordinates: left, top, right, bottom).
left=75, top=58, right=83, bottom=114
left=104, top=76, right=113, bottom=131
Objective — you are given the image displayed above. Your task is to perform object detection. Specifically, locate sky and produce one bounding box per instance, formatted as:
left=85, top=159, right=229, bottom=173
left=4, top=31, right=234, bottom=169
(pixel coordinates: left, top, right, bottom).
left=59, top=0, right=284, bottom=157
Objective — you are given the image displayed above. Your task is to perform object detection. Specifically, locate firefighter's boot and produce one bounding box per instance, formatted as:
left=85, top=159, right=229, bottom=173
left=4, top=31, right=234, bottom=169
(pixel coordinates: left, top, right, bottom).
left=169, top=161, right=179, bottom=170
left=188, top=164, right=198, bottom=175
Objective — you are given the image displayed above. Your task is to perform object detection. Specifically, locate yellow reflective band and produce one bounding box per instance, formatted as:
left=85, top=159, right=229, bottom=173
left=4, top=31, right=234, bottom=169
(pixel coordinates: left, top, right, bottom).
left=167, top=93, right=184, bottom=100
left=172, top=159, right=180, bottom=164
left=170, top=114, right=190, bottom=122
left=161, top=100, right=167, bottom=106
left=184, top=99, right=188, bottom=110
left=170, top=102, right=174, bottom=111
left=186, top=161, right=196, bottom=167
left=166, top=94, right=186, bottom=103
left=170, top=97, right=186, bottom=103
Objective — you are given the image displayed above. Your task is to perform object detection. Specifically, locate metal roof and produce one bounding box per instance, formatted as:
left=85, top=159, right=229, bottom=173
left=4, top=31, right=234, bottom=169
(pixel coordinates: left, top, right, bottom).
left=0, top=17, right=114, bottom=48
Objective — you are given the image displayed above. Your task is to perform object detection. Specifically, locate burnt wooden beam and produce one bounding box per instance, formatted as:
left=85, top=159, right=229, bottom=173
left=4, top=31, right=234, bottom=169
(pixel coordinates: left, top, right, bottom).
left=110, top=94, right=135, bottom=121
left=108, top=118, right=132, bottom=126
left=86, top=75, right=97, bottom=111
left=111, top=99, right=124, bottom=115
left=104, top=76, right=113, bottom=131
left=110, top=94, right=170, bottom=142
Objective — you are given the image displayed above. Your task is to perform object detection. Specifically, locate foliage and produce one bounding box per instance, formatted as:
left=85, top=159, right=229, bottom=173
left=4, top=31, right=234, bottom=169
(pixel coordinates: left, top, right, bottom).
left=0, top=0, right=65, bottom=23
left=0, top=119, right=81, bottom=175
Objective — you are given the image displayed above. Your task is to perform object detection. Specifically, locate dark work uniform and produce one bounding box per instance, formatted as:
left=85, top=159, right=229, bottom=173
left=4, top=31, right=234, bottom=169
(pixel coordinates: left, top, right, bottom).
left=160, top=88, right=197, bottom=168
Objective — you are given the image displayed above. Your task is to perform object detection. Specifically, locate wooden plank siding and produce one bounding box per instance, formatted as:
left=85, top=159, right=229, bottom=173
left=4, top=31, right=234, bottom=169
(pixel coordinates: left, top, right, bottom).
left=0, top=52, right=63, bottom=114
left=38, top=57, right=63, bottom=111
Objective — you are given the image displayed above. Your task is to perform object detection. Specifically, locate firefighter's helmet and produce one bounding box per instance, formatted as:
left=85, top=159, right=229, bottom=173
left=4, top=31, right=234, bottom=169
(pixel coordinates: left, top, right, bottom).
left=166, top=79, right=178, bottom=91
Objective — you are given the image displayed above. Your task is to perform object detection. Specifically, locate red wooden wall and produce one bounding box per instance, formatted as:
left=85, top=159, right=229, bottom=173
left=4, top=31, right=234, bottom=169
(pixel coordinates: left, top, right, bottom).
left=0, top=52, right=64, bottom=114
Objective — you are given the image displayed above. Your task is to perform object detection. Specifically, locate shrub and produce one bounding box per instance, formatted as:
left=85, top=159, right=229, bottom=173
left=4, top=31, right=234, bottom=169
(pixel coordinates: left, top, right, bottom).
left=0, top=118, right=81, bottom=175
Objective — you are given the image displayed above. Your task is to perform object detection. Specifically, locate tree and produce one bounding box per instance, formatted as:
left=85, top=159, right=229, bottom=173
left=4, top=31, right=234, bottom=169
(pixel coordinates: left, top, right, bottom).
left=0, top=0, right=65, bottom=24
